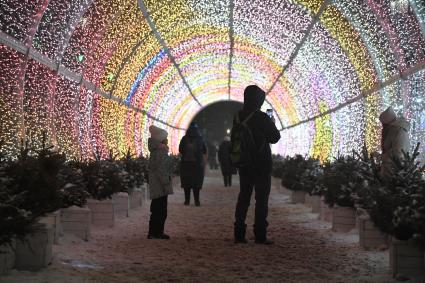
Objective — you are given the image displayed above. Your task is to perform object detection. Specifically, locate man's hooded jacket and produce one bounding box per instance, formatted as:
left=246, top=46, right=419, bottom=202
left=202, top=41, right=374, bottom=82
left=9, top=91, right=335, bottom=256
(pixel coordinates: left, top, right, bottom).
left=233, top=85, right=281, bottom=175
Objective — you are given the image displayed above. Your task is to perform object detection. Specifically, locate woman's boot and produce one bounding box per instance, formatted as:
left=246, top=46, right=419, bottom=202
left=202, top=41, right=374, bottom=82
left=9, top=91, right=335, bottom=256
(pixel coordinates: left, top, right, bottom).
left=183, top=187, right=190, bottom=205
left=193, top=188, right=201, bottom=206
left=147, top=220, right=155, bottom=239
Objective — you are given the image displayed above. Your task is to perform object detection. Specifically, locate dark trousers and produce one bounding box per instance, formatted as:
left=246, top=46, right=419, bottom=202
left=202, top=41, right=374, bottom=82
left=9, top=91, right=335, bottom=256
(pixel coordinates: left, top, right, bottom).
left=234, top=173, right=271, bottom=241
left=223, top=174, right=232, bottom=187
left=209, top=160, right=218, bottom=170
left=184, top=187, right=200, bottom=204
left=149, top=196, right=168, bottom=236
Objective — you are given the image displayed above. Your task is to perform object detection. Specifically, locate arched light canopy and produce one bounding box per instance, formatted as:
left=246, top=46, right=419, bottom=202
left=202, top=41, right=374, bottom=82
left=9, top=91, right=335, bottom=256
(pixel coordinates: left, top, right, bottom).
left=0, top=0, right=424, bottom=160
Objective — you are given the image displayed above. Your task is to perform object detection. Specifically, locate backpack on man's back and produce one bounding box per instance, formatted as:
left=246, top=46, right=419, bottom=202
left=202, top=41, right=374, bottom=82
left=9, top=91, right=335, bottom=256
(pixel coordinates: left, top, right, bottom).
left=230, top=111, right=262, bottom=168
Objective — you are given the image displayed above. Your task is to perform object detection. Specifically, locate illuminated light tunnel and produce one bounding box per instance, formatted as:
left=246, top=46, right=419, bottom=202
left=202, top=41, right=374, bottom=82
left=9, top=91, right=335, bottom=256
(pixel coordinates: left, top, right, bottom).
left=0, top=0, right=424, bottom=160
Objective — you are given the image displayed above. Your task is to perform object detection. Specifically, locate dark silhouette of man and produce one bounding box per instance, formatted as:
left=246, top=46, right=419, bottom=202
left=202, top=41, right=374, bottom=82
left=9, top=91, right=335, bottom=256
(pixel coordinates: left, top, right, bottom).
left=207, top=142, right=218, bottom=170
left=232, top=85, right=281, bottom=244
left=218, top=136, right=234, bottom=186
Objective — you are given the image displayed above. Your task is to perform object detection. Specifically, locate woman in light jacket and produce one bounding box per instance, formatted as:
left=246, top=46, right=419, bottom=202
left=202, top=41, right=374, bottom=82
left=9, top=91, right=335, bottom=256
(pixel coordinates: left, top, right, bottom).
left=148, top=126, right=173, bottom=239
left=379, top=107, right=411, bottom=181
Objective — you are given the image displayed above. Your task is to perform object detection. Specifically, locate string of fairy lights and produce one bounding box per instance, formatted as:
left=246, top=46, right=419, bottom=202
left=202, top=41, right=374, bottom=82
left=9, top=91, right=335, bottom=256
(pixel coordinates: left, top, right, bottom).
left=0, top=0, right=424, bottom=161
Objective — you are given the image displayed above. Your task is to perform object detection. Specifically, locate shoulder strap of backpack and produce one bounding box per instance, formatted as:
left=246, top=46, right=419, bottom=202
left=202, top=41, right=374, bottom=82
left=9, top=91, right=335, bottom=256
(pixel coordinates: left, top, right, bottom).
left=243, top=110, right=266, bottom=154
left=237, top=110, right=257, bottom=126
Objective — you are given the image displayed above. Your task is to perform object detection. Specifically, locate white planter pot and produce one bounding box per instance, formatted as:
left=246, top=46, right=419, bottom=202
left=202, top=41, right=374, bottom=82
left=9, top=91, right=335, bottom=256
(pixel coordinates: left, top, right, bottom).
left=305, top=193, right=312, bottom=206
left=272, top=177, right=281, bottom=190
left=61, top=206, right=91, bottom=241
left=319, top=198, right=333, bottom=222
left=310, top=195, right=321, bottom=213
left=15, top=223, right=53, bottom=271
left=358, top=216, right=388, bottom=249
left=38, top=210, right=61, bottom=244
left=291, top=190, right=306, bottom=204
left=0, top=241, right=15, bottom=275
left=129, top=189, right=143, bottom=209
left=332, top=206, right=356, bottom=232
left=305, top=194, right=321, bottom=213
left=390, top=238, right=425, bottom=279
left=113, top=192, right=129, bottom=218
left=87, top=199, right=115, bottom=228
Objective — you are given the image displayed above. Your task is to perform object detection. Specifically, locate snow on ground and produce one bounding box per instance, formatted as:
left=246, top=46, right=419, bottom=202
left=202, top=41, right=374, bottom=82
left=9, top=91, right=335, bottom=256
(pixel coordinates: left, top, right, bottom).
left=1, top=170, right=401, bottom=283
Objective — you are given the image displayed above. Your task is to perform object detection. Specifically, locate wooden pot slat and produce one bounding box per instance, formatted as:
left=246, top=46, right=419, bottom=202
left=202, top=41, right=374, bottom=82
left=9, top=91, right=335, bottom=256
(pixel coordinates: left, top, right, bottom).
left=332, top=206, right=356, bottom=232
left=15, top=223, right=53, bottom=271
left=113, top=193, right=129, bottom=218
left=61, top=206, right=91, bottom=241
left=87, top=199, right=115, bottom=228
left=291, top=191, right=306, bottom=204
left=0, top=241, right=15, bottom=275
left=390, top=238, right=425, bottom=279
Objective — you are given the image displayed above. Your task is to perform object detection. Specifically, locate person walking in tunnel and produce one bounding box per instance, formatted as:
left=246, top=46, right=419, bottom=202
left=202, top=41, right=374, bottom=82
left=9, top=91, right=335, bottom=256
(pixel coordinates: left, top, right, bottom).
left=207, top=141, right=219, bottom=170
left=218, top=136, right=235, bottom=187
left=179, top=122, right=208, bottom=206
left=147, top=126, right=173, bottom=240
left=231, top=85, right=281, bottom=245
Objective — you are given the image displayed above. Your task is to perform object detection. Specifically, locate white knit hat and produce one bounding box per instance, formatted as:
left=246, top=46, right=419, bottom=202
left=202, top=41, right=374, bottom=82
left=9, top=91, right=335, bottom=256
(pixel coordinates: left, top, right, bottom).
left=149, top=125, right=159, bottom=139
left=149, top=125, right=167, bottom=141
left=379, top=107, right=396, bottom=124
left=157, top=128, right=168, bottom=141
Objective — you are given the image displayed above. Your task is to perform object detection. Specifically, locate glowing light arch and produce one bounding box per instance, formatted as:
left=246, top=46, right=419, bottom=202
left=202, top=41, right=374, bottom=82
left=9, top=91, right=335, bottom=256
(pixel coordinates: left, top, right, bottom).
left=0, top=0, right=425, bottom=162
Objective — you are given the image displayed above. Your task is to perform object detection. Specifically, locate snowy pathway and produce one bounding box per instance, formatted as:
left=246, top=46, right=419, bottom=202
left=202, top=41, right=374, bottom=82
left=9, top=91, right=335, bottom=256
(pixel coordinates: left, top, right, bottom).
left=2, top=170, right=396, bottom=283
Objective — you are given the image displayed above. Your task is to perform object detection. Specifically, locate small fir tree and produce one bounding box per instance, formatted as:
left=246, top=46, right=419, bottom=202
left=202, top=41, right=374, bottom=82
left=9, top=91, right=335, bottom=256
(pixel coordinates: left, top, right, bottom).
left=57, top=159, right=90, bottom=207
left=271, top=154, right=285, bottom=178
left=358, top=143, right=425, bottom=245
left=281, top=155, right=321, bottom=193
left=317, top=150, right=367, bottom=208
left=0, top=135, right=64, bottom=246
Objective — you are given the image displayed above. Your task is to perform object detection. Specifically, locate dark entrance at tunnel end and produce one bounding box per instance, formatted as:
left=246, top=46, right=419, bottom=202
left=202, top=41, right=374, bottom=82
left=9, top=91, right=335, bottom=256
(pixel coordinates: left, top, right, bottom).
left=191, top=101, right=243, bottom=146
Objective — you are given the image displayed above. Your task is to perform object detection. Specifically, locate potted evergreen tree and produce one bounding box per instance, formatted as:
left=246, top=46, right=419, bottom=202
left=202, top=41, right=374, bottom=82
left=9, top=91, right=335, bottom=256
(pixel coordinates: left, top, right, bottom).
left=281, top=155, right=320, bottom=204
left=300, top=159, right=323, bottom=213
left=5, top=135, right=64, bottom=271
left=58, top=158, right=91, bottom=241
left=357, top=144, right=425, bottom=278
left=281, top=155, right=305, bottom=203
left=271, top=154, right=285, bottom=190
left=316, top=153, right=366, bottom=231
left=85, top=150, right=126, bottom=228
left=118, top=149, right=146, bottom=212
left=352, top=148, right=389, bottom=250
left=0, top=140, right=34, bottom=274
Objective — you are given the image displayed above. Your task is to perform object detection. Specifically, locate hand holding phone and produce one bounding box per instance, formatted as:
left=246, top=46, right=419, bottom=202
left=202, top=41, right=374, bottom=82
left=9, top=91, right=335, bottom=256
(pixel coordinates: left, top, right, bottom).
left=266, top=109, right=276, bottom=123
left=266, top=109, right=273, bottom=118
